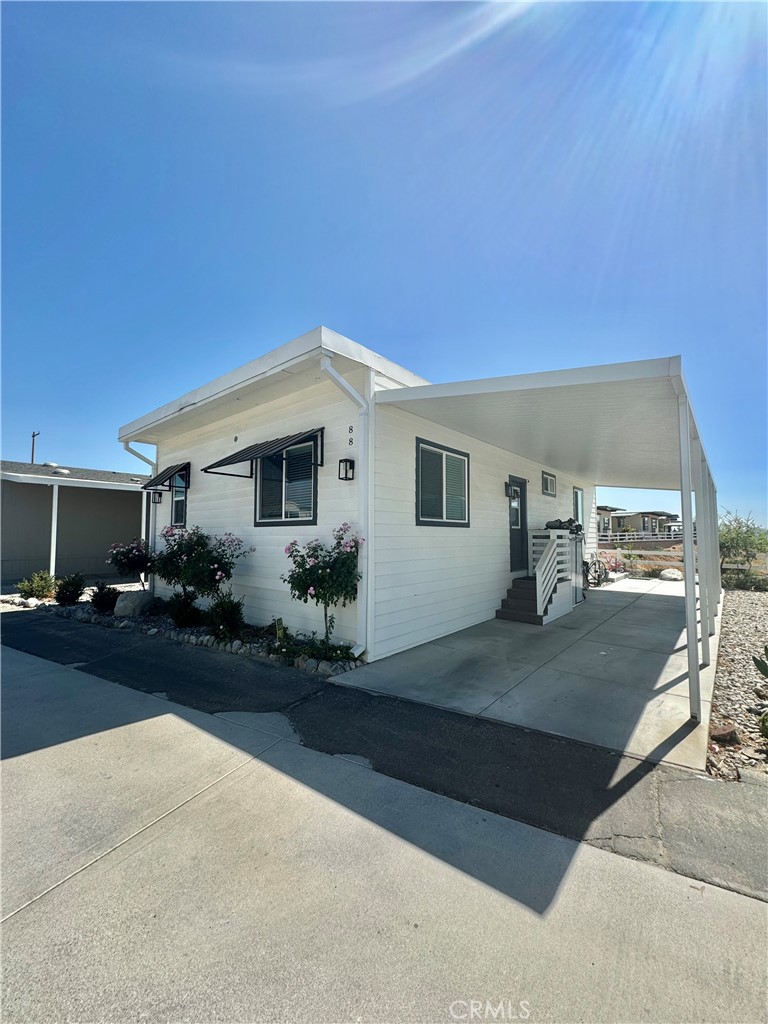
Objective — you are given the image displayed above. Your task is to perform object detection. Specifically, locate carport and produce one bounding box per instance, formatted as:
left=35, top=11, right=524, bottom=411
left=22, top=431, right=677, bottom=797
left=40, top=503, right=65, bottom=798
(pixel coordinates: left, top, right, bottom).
left=375, top=355, right=720, bottom=724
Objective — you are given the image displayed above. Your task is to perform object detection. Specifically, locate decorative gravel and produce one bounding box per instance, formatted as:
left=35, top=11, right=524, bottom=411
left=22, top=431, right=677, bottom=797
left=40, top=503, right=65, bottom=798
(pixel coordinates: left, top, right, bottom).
left=707, top=590, right=768, bottom=782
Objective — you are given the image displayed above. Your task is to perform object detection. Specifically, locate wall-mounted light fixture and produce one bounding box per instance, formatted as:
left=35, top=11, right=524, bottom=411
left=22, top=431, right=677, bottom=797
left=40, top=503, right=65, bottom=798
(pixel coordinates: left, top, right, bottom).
left=338, top=458, right=355, bottom=482
left=151, top=491, right=163, bottom=504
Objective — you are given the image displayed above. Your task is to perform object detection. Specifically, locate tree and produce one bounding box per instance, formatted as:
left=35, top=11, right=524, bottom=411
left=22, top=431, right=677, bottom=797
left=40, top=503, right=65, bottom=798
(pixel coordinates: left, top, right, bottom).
left=718, top=510, right=768, bottom=572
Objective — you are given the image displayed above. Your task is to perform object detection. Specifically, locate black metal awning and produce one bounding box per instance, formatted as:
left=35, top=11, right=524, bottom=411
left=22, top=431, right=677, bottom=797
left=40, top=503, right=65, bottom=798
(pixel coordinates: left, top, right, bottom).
left=201, top=428, right=324, bottom=479
left=142, top=463, right=190, bottom=491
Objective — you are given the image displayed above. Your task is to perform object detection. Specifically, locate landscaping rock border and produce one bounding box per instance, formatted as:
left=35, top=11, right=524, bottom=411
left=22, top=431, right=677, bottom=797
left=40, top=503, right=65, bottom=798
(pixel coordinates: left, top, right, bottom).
left=33, top=602, right=365, bottom=677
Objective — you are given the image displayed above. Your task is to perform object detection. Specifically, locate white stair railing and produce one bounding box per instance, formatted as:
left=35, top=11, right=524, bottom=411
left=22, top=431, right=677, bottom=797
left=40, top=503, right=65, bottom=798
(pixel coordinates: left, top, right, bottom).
left=534, top=537, right=558, bottom=616
left=529, top=529, right=574, bottom=618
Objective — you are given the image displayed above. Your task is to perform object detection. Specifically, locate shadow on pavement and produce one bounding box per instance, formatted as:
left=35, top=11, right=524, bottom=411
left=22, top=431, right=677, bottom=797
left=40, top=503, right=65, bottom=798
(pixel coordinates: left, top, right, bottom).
left=3, top=610, right=761, bottom=916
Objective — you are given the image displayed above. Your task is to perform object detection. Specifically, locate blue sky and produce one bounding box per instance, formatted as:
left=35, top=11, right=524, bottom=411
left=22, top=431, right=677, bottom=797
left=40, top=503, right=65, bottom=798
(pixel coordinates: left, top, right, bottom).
left=3, top=2, right=766, bottom=521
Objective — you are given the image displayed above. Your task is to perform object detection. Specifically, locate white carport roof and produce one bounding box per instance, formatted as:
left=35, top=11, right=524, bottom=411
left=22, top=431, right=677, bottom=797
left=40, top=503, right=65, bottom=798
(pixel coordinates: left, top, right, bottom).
left=377, top=354, right=722, bottom=726
left=376, top=355, right=709, bottom=491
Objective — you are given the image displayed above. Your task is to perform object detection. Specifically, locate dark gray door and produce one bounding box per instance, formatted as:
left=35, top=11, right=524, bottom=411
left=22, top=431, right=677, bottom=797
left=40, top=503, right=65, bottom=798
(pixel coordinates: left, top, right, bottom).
left=508, top=475, right=528, bottom=572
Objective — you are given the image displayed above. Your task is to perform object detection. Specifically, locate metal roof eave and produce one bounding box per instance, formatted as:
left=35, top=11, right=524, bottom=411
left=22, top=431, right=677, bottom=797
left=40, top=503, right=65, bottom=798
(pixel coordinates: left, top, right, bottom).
left=118, top=327, right=429, bottom=444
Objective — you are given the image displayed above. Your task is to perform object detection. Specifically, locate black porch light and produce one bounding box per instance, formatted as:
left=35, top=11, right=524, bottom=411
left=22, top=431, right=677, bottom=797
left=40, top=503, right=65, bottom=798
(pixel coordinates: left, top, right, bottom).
left=338, top=458, right=355, bottom=481
left=151, top=490, right=163, bottom=504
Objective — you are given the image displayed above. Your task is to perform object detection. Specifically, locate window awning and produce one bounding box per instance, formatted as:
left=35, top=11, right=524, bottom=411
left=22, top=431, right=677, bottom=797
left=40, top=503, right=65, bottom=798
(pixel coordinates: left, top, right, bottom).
left=142, top=463, right=190, bottom=491
left=201, top=428, right=324, bottom=478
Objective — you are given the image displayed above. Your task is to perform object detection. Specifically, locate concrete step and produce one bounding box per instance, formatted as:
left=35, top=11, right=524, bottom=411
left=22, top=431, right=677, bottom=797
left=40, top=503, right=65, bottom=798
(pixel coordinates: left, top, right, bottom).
left=496, top=608, right=545, bottom=626
left=501, top=596, right=537, bottom=612
left=510, top=576, right=537, bottom=590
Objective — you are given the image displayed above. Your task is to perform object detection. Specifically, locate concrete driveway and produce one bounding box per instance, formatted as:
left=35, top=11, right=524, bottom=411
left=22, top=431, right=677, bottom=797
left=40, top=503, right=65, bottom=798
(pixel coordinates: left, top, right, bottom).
left=3, top=646, right=767, bottom=1024
left=345, top=579, right=717, bottom=770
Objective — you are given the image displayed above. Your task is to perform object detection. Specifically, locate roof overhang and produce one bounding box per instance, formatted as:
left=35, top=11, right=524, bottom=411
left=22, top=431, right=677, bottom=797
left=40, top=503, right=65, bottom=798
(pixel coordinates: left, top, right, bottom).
left=0, top=472, right=145, bottom=492
left=119, top=326, right=429, bottom=446
left=376, top=356, right=711, bottom=491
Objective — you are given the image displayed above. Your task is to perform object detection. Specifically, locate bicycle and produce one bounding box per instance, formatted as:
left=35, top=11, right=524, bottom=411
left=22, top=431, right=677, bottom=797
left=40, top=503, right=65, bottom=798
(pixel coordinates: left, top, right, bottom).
left=582, top=556, right=609, bottom=591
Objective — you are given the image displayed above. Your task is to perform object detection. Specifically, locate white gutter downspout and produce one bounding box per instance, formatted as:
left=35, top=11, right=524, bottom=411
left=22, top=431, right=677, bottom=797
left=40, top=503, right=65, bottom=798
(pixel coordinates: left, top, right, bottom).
left=122, top=441, right=156, bottom=471
left=122, top=442, right=157, bottom=592
left=320, top=355, right=371, bottom=659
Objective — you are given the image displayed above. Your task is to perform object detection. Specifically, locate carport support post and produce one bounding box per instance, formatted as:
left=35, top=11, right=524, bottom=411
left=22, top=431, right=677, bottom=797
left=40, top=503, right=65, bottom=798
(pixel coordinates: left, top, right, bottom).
left=140, top=490, right=148, bottom=588
left=678, top=396, right=701, bottom=721
left=698, top=453, right=716, bottom=637
left=710, top=474, right=722, bottom=610
left=49, top=484, right=59, bottom=577
left=691, top=441, right=711, bottom=666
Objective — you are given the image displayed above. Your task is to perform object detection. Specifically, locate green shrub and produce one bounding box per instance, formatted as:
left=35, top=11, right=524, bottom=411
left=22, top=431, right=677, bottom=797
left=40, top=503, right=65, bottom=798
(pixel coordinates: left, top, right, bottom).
left=146, top=597, right=169, bottom=617
left=205, top=589, right=245, bottom=641
left=167, top=591, right=204, bottom=627
left=91, top=581, right=120, bottom=614
left=17, top=570, right=57, bottom=599
left=722, top=570, right=768, bottom=592
left=274, top=628, right=354, bottom=664
left=753, top=646, right=768, bottom=680
left=640, top=566, right=665, bottom=579
left=55, top=573, right=86, bottom=606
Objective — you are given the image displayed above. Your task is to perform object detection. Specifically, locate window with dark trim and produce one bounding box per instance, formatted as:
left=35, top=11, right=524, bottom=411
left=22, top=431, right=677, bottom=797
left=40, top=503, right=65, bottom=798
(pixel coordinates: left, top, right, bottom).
left=573, top=486, right=584, bottom=525
left=542, top=471, right=556, bottom=497
left=416, top=438, right=469, bottom=527
left=255, top=440, right=318, bottom=526
left=171, top=470, right=188, bottom=526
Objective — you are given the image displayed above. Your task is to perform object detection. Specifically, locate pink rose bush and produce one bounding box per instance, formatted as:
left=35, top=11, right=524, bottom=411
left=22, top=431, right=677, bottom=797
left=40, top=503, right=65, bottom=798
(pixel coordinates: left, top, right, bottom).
left=152, top=525, right=255, bottom=604
left=281, top=523, right=364, bottom=643
left=106, top=538, right=153, bottom=589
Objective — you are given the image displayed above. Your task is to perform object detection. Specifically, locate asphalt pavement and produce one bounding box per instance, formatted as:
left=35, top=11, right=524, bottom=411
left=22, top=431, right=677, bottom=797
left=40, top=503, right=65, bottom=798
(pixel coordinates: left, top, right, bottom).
left=3, top=644, right=766, bottom=1024
left=2, top=610, right=767, bottom=901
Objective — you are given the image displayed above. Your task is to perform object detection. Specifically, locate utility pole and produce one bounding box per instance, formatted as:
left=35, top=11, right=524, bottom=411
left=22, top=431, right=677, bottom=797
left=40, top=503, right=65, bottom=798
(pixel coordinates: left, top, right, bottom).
left=31, top=431, right=40, bottom=463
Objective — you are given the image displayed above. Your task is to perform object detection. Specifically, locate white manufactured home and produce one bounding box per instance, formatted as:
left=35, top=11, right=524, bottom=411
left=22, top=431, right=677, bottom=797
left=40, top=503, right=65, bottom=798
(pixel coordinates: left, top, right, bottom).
left=119, top=327, right=720, bottom=720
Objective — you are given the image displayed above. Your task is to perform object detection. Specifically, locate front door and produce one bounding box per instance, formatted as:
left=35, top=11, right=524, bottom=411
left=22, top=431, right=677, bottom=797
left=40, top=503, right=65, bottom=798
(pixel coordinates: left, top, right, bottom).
left=508, top=475, right=528, bottom=572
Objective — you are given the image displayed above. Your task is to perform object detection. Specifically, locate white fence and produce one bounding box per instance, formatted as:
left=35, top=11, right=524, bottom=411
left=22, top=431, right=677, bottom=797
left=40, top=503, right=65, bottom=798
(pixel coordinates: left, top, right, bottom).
left=597, top=545, right=768, bottom=574
left=598, top=530, right=686, bottom=544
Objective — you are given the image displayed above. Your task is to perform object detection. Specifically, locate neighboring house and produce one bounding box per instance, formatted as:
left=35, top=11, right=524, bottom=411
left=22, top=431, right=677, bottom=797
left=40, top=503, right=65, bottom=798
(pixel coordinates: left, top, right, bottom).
left=607, top=510, right=680, bottom=534
left=119, top=327, right=719, bottom=714
left=1, top=461, right=149, bottom=587
left=596, top=504, right=624, bottom=534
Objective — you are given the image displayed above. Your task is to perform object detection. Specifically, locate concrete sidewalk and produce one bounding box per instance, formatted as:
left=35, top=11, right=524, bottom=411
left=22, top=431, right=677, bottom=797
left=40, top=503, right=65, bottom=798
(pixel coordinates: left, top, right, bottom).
left=3, top=613, right=767, bottom=904
left=2, top=649, right=767, bottom=1024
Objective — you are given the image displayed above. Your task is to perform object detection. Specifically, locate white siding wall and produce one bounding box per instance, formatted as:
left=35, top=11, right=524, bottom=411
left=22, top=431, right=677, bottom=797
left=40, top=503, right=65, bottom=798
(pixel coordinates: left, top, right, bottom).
left=153, top=376, right=363, bottom=642
left=372, top=406, right=597, bottom=660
